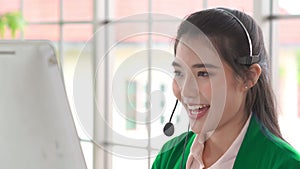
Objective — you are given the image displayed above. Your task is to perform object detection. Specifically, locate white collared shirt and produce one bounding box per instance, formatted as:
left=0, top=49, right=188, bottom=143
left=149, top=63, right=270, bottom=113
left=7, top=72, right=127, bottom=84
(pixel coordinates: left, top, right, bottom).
left=186, top=114, right=252, bottom=169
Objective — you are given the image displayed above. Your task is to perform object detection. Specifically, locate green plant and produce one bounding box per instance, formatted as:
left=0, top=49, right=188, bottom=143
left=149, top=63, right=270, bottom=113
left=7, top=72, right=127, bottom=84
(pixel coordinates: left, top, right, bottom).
left=0, top=11, right=26, bottom=38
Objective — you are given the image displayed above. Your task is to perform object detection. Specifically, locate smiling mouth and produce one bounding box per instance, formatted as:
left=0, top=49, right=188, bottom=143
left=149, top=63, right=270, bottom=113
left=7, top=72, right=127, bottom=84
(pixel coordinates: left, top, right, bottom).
left=187, top=104, right=210, bottom=119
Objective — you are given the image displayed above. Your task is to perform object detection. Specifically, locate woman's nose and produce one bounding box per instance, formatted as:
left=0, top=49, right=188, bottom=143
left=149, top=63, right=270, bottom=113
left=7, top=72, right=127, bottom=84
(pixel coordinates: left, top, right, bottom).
left=180, top=74, right=200, bottom=101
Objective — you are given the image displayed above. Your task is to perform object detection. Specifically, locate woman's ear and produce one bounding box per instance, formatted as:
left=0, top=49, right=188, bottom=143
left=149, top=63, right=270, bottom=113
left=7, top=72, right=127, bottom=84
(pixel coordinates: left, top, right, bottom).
left=245, top=63, right=261, bottom=88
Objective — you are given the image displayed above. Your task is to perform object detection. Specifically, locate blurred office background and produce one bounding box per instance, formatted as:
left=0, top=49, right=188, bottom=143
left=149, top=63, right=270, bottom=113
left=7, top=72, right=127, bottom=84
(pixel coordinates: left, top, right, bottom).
left=1, top=0, right=300, bottom=169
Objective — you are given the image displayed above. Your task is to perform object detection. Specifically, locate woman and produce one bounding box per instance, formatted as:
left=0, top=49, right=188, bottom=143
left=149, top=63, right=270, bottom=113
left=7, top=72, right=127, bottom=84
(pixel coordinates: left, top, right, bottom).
left=152, top=8, right=300, bottom=169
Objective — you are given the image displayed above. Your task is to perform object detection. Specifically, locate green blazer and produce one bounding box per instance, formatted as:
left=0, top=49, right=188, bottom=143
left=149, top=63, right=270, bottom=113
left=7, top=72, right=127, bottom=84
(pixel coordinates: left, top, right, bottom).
left=152, top=115, right=300, bottom=169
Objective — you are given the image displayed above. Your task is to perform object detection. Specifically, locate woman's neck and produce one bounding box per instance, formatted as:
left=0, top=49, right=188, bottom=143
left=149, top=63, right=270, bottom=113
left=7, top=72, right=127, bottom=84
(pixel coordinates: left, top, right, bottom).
left=202, top=111, right=249, bottom=167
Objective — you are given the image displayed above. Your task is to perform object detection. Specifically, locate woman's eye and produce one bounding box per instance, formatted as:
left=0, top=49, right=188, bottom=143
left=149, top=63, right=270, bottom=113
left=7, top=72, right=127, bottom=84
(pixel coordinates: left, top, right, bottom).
left=197, top=71, right=209, bottom=77
left=174, top=70, right=183, bottom=77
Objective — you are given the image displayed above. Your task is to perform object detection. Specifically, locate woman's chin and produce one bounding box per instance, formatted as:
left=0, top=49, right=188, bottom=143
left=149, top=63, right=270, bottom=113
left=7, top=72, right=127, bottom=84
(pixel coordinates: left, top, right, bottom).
left=189, top=119, right=204, bottom=134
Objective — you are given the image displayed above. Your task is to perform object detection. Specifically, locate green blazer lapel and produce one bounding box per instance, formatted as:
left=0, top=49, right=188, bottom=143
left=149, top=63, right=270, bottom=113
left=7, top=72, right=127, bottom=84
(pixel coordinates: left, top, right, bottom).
left=233, top=115, right=263, bottom=168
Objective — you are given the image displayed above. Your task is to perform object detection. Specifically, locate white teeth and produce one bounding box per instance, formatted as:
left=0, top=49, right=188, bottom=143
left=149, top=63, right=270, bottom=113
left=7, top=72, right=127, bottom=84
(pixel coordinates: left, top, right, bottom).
left=187, top=104, right=209, bottom=110
left=191, top=110, right=199, bottom=115
left=187, top=104, right=210, bottom=115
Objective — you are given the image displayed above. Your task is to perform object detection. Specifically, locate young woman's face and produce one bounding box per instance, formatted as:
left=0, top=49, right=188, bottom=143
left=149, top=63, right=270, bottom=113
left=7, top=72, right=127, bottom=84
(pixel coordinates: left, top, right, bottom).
left=172, top=35, right=248, bottom=135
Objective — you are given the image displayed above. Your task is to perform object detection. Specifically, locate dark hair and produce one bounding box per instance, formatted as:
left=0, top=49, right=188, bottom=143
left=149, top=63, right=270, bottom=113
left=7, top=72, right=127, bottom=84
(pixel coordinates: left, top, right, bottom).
left=174, top=8, right=282, bottom=138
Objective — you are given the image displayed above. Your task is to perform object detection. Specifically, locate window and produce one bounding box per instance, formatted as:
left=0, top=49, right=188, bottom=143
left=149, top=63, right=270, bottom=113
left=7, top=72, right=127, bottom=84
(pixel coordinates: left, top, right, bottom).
left=271, top=0, right=300, bottom=151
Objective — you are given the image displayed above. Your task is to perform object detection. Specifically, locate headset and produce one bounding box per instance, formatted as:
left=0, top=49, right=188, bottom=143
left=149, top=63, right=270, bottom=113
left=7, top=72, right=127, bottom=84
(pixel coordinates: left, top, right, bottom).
left=162, top=8, right=259, bottom=169
left=163, top=99, right=178, bottom=136
left=217, top=7, right=260, bottom=65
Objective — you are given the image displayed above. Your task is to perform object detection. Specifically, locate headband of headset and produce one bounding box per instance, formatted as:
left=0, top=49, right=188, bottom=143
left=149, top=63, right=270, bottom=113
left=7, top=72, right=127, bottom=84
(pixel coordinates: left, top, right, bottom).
left=216, top=8, right=260, bottom=65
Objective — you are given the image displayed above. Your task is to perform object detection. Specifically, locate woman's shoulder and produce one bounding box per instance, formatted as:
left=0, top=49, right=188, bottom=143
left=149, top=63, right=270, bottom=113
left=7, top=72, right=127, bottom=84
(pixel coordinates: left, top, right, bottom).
left=253, top=116, right=300, bottom=162
left=262, top=127, right=300, bottom=167
left=234, top=115, right=300, bottom=169
left=158, top=131, right=195, bottom=156
left=151, top=131, right=196, bottom=169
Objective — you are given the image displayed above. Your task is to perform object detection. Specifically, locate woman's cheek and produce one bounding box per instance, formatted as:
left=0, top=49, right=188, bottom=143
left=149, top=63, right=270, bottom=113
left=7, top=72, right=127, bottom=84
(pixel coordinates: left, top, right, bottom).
left=172, top=79, right=181, bottom=101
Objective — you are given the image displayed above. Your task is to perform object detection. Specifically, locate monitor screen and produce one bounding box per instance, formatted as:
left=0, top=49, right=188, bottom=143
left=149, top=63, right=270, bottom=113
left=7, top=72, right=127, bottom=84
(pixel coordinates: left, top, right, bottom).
left=0, top=40, right=87, bottom=169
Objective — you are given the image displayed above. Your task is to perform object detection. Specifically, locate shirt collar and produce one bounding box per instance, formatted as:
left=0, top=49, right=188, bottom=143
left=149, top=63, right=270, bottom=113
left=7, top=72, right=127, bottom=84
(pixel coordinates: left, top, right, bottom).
left=186, top=114, right=252, bottom=169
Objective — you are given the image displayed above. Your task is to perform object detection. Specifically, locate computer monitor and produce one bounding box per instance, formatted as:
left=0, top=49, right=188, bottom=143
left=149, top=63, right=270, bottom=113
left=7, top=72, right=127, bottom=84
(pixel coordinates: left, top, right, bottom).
left=0, top=40, right=87, bottom=169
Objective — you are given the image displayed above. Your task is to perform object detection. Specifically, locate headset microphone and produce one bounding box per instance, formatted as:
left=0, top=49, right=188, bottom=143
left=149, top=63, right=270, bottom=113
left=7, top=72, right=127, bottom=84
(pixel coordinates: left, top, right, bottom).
left=163, top=99, right=178, bottom=136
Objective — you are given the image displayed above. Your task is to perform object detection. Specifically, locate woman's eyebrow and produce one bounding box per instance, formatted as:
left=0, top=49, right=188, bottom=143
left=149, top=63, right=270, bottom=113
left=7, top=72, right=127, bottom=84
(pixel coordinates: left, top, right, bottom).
left=172, top=61, right=181, bottom=67
left=192, top=63, right=218, bottom=69
left=172, top=61, right=219, bottom=69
